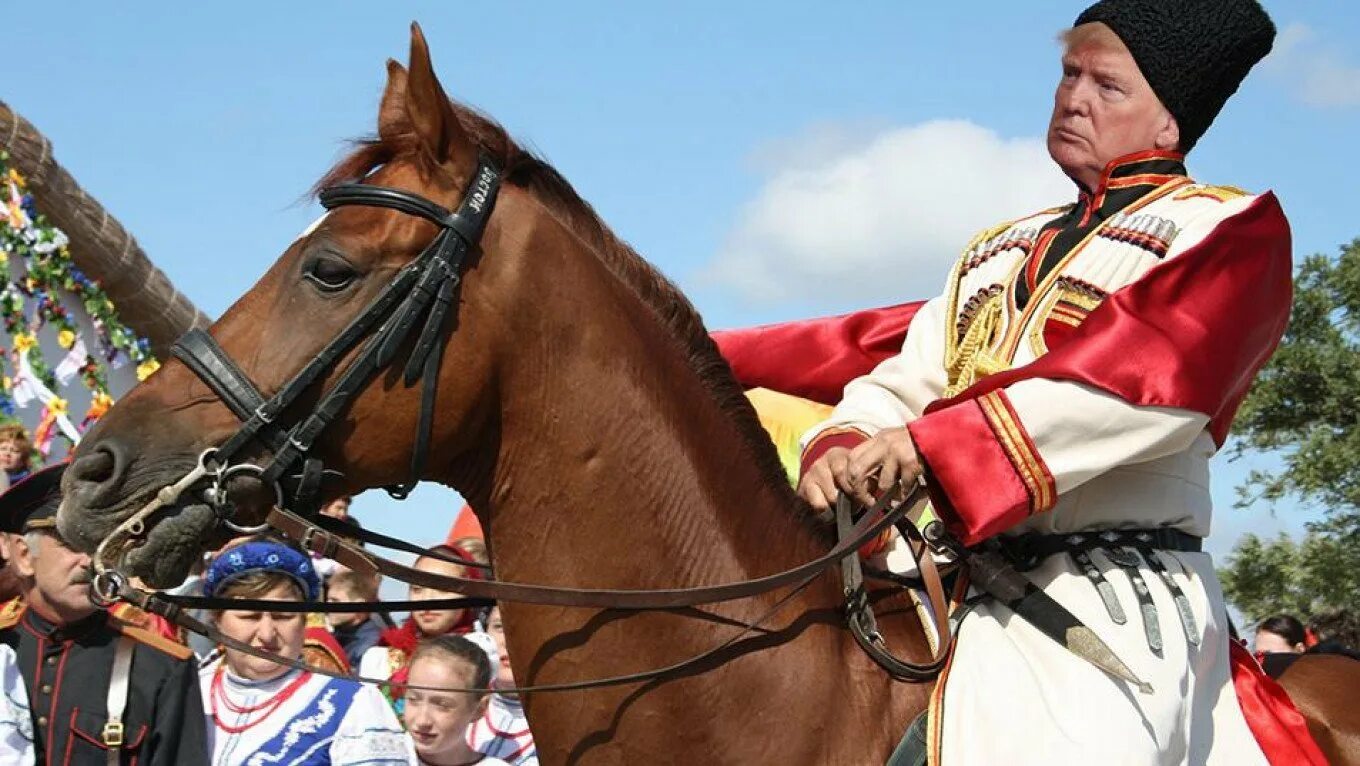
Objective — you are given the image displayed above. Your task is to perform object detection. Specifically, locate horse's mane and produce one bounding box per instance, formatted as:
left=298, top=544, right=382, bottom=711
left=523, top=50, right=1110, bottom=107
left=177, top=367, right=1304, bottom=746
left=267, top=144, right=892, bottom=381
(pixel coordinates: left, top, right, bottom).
left=317, top=100, right=800, bottom=511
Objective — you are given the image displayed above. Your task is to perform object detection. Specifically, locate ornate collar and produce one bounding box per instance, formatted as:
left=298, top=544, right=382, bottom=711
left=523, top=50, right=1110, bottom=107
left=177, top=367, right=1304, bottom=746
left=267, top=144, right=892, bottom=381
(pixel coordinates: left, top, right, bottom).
left=1073, top=149, right=1188, bottom=224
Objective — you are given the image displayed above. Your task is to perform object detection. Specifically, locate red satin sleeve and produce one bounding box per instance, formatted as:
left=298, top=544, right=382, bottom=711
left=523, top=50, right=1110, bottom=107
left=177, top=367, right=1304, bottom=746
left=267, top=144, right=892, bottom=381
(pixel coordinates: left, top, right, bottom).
left=909, top=390, right=1053, bottom=545
left=1228, top=642, right=1328, bottom=765
left=712, top=301, right=923, bottom=405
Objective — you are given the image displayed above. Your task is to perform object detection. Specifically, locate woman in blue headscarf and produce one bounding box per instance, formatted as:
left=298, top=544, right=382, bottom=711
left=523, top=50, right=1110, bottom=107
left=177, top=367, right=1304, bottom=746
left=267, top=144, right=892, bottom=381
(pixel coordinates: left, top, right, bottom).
left=200, top=539, right=416, bottom=765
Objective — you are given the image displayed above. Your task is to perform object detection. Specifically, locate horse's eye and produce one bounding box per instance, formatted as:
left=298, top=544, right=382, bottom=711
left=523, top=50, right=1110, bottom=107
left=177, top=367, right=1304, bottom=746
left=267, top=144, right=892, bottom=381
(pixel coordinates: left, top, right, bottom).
left=304, top=257, right=358, bottom=292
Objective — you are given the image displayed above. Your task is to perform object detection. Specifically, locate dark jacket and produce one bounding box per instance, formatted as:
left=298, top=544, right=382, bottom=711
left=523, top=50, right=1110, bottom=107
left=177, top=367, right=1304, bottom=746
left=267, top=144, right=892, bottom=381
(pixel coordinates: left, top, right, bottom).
left=333, top=614, right=385, bottom=669
left=0, top=600, right=209, bottom=765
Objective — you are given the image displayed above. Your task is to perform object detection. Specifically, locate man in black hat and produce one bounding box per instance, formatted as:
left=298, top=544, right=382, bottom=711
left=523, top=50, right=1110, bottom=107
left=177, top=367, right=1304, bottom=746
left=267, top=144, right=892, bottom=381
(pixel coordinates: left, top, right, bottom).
left=795, top=1, right=1315, bottom=763
left=0, top=464, right=209, bottom=765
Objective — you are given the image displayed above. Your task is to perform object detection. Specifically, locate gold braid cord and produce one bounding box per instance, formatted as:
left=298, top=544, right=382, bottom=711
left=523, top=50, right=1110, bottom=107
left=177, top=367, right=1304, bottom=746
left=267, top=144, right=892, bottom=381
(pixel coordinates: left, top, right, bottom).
left=944, top=291, right=1006, bottom=398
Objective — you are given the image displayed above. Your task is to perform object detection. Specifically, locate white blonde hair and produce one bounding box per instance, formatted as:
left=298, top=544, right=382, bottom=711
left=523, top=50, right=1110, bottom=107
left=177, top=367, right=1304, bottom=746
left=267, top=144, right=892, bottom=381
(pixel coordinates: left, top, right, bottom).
left=1059, top=22, right=1129, bottom=55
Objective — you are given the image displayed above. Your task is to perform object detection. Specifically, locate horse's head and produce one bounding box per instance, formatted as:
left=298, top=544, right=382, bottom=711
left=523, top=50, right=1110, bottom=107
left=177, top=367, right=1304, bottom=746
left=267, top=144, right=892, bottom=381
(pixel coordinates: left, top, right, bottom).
left=58, top=24, right=523, bottom=586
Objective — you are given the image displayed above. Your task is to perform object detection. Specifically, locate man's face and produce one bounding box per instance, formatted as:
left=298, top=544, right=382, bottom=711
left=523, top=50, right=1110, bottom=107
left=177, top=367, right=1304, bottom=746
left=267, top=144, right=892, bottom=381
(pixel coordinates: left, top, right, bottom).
left=1047, top=34, right=1177, bottom=190
left=408, top=556, right=468, bottom=636
left=14, top=531, right=97, bottom=624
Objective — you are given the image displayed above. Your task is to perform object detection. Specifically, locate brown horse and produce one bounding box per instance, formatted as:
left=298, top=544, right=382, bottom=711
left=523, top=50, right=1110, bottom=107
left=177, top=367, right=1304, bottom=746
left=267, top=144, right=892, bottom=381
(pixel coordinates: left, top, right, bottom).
left=1279, top=655, right=1360, bottom=763
left=55, top=25, right=932, bottom=764
left=49, top=24, right=1357, bottom=766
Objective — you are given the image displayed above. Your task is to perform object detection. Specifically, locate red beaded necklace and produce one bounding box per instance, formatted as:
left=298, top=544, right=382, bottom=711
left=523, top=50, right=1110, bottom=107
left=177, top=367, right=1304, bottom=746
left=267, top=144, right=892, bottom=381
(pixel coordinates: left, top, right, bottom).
left=210, top=665, right=314, bottom=734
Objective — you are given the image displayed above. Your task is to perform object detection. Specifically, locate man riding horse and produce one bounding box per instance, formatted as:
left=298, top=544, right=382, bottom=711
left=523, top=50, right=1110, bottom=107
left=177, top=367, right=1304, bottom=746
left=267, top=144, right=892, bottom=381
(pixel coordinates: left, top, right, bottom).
left=796, top=0, right=1300, bottom=763
left=50, top=5, right=1346, bottom=762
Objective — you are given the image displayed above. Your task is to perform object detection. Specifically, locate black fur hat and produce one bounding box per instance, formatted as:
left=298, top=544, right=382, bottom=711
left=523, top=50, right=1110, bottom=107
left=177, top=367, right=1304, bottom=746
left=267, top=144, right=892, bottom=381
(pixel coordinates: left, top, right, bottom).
left=1074, top=0, right=1276, bottom=152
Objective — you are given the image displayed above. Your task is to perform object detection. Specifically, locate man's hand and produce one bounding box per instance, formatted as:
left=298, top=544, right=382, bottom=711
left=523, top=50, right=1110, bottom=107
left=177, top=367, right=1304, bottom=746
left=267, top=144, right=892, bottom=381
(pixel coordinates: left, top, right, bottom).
left=797, top=446, right=853, bottom=515
left=797, top=427, right=923, bottom=512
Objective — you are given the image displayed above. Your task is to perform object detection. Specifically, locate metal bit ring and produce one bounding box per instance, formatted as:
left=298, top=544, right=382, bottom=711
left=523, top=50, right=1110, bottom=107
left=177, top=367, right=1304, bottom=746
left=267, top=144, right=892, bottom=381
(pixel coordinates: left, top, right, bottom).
left=213, top=463, right=282, bottom=535
left=90, top=569, right=129, bottom=607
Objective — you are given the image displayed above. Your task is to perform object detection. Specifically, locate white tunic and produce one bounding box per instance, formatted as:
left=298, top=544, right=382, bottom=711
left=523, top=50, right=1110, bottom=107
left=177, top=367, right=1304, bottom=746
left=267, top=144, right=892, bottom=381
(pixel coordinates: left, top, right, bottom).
left=200, top=659, right=416, bottom=766
left=804, top=161, right=1287, bottom=764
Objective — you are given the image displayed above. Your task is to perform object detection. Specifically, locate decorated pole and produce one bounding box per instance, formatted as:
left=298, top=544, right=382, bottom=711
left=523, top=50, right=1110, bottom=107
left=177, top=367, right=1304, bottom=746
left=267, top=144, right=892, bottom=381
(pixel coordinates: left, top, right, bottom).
left=0, top=100, right=210, bottom=359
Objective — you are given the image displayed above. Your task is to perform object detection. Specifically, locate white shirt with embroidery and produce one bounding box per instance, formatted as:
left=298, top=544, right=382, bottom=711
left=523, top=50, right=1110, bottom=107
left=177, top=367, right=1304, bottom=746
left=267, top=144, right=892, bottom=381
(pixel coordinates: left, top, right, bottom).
left=0, top=644, right=34, bottom=765
left=200, top=658, right=416, bottom=765
left=467, top=692, right=537, bottom=765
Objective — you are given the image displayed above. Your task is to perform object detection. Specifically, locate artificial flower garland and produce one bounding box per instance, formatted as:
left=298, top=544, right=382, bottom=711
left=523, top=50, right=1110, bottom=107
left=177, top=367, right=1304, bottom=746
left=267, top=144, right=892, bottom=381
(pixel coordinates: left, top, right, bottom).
left=0, top=150, right=158, bottom=457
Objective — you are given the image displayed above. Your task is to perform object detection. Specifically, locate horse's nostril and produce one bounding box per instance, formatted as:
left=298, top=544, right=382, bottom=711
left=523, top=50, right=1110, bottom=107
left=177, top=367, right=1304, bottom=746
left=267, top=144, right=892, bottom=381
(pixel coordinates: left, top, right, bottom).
left=70, top=444, right=121, bottom=487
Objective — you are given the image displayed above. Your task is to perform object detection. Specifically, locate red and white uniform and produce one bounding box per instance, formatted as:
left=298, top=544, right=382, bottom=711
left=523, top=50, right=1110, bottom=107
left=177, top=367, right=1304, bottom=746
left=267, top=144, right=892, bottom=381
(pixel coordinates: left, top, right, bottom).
left=719, top=150, right=1322, bottom=764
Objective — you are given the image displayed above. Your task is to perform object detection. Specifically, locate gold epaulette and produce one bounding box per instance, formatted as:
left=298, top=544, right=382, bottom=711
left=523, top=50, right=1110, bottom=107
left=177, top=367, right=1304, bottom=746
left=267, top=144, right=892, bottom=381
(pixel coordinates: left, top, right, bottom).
left=1172, top=184, right=1251, bottom=203
left=962, top=221, right=1015, bottom=253
left=962, top=204, right=1072, bottom=253
left=111, top=618, right=194, bottom=661
left=0, top=598, right=25, bottom=630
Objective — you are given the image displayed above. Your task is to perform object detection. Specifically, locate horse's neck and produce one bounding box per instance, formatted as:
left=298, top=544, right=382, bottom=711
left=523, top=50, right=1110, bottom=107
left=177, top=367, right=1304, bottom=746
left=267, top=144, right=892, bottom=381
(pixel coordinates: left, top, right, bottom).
left=440, top=199, right=925, bottom=761
left=480, top=213, right=815, bottom=589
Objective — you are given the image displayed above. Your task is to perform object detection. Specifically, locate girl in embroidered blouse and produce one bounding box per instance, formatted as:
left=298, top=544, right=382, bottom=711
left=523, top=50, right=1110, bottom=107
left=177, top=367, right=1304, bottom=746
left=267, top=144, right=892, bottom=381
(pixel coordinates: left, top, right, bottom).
left=404, top=636, right=510, bottom=766
left=201, top=540, right=416, bottom=765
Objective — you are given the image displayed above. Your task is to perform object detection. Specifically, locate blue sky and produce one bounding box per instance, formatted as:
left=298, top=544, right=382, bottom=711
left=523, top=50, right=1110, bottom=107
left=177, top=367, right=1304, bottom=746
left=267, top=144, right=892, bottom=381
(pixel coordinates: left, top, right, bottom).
left=9, top=1, right=1360, bottom=562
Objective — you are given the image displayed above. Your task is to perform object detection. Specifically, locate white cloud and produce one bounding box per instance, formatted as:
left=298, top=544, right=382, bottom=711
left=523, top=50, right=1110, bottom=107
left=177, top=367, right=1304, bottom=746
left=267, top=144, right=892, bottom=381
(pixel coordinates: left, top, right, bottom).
left=1264, top=23, right=1360, bottom=109
left=702, top=120, right=1071, bottom=306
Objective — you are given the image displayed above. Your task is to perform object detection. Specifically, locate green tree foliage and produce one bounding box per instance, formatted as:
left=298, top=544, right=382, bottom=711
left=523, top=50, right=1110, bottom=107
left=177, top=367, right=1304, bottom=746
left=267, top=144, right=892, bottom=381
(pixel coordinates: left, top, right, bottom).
left=1221, top=239, right=1360, bottom=620
left=1218, top=520, right=1360, bottom=624
left=1231, top=240, right=1360, bottom=516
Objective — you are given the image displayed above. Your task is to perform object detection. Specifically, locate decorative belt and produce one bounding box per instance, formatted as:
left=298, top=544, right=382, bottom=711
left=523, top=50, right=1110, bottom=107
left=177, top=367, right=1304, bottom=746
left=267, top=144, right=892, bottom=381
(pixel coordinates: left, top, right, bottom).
left=997, top=527, right=1202, bottom=572
left=992, top=527, right=1204, bottom=657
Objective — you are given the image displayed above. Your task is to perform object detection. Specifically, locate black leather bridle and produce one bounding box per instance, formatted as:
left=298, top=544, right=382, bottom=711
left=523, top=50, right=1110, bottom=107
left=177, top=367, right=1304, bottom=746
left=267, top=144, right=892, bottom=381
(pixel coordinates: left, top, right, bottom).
left=171, top=156, right=502, bottom=524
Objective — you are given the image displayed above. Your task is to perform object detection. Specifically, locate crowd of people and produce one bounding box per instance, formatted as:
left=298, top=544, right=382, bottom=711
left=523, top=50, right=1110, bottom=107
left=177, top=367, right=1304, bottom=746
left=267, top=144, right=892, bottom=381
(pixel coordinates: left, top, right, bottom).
left=0, top=439, right=539, bottom=766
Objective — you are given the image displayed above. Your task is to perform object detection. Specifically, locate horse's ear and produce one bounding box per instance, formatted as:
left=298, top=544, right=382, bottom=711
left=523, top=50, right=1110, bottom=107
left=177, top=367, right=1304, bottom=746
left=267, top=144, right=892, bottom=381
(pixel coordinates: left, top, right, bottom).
left=405, top=22, right=471, bottom=166
left=378, top=59, right=410, bottom=142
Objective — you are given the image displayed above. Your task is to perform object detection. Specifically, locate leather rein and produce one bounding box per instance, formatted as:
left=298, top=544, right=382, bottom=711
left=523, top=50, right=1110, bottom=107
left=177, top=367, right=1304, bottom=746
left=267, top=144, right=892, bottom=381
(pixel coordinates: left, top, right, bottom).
left=87, top=156, right=952, bottom=692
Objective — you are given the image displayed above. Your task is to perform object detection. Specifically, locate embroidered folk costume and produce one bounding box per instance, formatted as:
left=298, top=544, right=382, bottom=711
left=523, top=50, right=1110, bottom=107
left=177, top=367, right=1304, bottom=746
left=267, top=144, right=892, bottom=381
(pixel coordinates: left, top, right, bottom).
left=0, top=641, right=34, bottom=764
left=717, top=0, right=1329, bottom=762
left=467, top=691, right=537, bottom=766
left=200, top=541, right=415, bottom=766
left=199, top=661, right=414, bottom=766
left=831, top=153, right=1299, bottom=765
